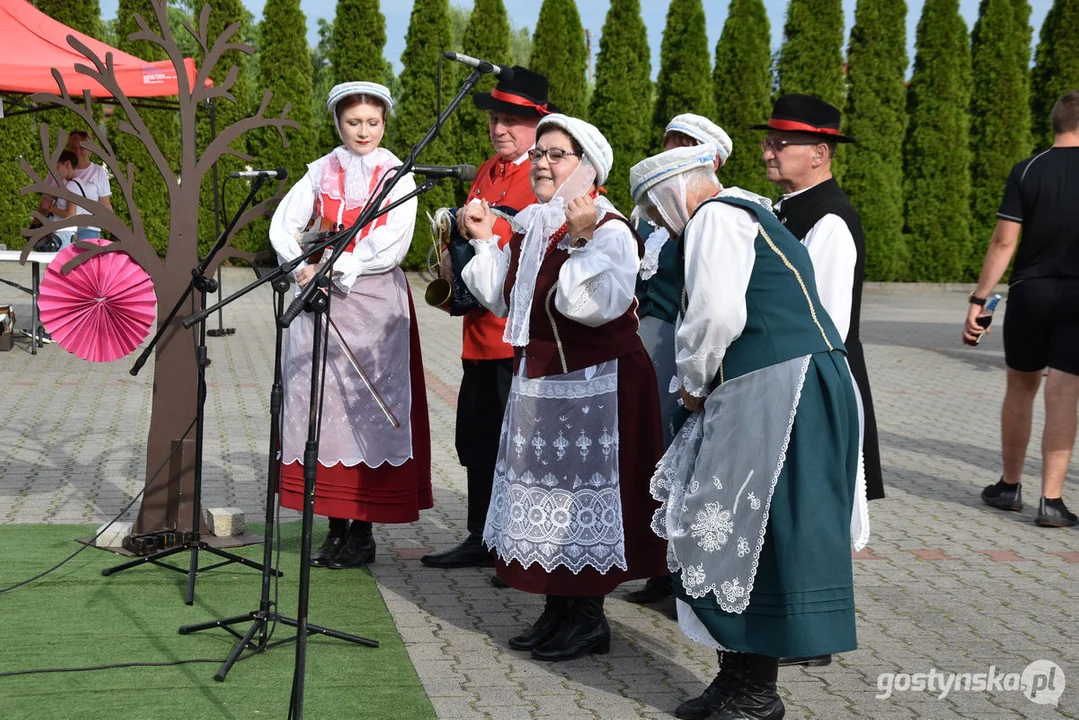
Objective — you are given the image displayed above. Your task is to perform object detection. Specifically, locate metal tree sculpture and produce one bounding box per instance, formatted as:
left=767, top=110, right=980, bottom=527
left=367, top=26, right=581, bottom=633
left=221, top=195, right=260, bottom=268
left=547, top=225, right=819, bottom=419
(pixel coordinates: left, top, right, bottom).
left=19, top=1, right=299, bottom=535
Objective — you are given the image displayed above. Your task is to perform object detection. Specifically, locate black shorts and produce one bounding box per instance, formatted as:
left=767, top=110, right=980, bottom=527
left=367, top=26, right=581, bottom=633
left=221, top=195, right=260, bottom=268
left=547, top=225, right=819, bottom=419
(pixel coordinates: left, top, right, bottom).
left=1003, top=277, right=1079, bottom=374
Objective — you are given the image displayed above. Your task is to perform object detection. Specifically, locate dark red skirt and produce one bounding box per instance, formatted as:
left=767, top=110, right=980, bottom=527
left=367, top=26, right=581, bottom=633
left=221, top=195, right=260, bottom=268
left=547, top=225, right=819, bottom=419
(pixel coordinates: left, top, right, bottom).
left=280, top=289, right=433, bottom=524
left=495, top=347, right=669, bottom=594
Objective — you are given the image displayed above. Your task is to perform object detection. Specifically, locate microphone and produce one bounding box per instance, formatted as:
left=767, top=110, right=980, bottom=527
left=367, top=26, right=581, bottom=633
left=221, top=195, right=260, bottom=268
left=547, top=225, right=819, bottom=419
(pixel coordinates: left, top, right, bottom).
left=412, top=164, right=478, bottom=182
left=228, top=168, right=289, bottom=180
left=441, top=52, right=514, bottom=81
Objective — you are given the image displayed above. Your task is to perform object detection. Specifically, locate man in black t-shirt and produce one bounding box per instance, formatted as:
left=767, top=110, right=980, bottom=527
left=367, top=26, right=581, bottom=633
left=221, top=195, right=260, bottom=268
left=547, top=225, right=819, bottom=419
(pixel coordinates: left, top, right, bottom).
left=964, top=90, right=1079, bottom=528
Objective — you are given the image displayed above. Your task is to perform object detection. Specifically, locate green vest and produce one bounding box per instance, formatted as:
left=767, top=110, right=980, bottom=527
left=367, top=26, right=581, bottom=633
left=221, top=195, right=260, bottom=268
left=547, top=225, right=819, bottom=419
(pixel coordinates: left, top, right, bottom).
left=634, top=220, right=684, bottom=325
left=698, top=196, right=846, bottom=385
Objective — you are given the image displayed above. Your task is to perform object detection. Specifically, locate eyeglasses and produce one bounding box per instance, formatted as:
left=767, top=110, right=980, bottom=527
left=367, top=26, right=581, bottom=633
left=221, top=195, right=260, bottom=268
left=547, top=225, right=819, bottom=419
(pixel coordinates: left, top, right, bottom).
left=527, top=148, right=581, bottom=163
left=761, top=138, right=820, bottom=153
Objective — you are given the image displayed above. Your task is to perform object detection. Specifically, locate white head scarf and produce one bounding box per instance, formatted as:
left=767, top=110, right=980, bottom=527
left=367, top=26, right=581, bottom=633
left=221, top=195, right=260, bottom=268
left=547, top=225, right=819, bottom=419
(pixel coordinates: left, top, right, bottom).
left=503, top=116, right=613, bottom=348
left=664, top=114, right=733, bottom=165
left=630, top=145, right=717, bottom=237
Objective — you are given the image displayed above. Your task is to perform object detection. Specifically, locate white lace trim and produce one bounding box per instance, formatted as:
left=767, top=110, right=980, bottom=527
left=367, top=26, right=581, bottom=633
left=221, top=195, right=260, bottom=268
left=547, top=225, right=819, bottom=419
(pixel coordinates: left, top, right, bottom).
left=718, top=186, right=774, bottom=213
left=516, top=372, right=618, bottom=399
left=316, top=146, right=401, bottom=214
left=639, top=227, right=670, bottom=281
left=846, top=358, right=871, bottom=550
left=568, top=275, right=607, bottom=317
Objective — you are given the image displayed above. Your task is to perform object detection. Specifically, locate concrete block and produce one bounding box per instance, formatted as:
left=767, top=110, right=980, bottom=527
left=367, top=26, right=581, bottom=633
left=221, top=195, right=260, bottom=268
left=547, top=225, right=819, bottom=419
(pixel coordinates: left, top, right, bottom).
left=204, top=507, right=244, bottom=536
left=95, top=521, right=133, bottom=548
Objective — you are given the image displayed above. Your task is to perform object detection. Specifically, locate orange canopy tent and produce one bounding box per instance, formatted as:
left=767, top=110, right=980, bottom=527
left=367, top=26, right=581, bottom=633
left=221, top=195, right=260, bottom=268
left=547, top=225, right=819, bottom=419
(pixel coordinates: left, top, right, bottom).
left=0, top=0, right=205, bottom=101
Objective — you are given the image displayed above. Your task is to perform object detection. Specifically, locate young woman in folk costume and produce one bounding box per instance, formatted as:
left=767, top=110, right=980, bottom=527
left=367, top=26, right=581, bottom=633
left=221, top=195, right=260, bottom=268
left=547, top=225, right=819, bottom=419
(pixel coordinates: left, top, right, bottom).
left=460, top=115, right=667, bottom=661
left=269, top=82, right=432, bottom=569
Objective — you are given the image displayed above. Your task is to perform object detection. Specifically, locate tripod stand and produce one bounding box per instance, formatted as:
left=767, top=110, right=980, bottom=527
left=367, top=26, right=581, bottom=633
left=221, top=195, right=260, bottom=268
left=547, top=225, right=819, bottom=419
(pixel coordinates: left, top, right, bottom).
left=102, top=175, right=277, bottom=605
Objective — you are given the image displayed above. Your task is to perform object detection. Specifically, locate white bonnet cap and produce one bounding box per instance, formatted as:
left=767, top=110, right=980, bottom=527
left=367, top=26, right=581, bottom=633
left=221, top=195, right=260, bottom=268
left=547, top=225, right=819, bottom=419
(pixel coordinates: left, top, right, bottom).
left=327, top=81, right=394, bottom=117
left=665, top=113, right=732, bottom=164
left=536, top=114, right=613, bottom=185
left=630, top=144, right=717, bottom=205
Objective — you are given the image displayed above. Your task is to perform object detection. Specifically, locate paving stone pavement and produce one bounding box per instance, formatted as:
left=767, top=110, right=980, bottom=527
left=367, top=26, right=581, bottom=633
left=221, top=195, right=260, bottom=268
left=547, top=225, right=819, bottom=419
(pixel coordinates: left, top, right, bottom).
left=1, top=267, right=1076, bottom=720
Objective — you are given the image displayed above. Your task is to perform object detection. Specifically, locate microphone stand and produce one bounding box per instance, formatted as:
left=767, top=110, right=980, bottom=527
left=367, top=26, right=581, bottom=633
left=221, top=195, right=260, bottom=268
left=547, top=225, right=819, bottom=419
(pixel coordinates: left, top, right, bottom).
left=101, top=175, right=275, bottom=605
left=177, top=67, right=488, bottom=718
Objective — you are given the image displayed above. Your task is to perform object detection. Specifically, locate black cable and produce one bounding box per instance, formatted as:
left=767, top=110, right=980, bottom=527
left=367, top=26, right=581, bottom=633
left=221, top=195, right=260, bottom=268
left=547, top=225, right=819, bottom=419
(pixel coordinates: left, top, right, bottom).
left=0, top=415, right=198, bottom=595
left=0, top=651, right=258, bottom=678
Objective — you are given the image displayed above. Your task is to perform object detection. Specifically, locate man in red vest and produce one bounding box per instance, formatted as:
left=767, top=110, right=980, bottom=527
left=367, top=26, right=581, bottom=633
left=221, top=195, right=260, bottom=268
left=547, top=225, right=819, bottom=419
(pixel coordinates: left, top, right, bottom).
left=422, top=68, right=557, bottom=569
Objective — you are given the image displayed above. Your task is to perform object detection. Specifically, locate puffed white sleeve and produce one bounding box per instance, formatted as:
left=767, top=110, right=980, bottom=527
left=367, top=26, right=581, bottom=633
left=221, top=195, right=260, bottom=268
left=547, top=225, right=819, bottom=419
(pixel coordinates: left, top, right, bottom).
left=461, top=237, right=510, bottom=317
left=676, top=202, right=758, bottom=397
left=269, top=164, right=318, bottom=275
left=330, top=170, right=418, bottom=291
left=553, top=218, right=638, bottom=326
left=801, top=213, right=855, bottom=341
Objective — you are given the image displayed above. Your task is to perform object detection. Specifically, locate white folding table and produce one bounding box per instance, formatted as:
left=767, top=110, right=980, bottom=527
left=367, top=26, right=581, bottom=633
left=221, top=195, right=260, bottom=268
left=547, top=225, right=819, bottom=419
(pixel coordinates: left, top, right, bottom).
left=0, top=250, right=59, bottom=355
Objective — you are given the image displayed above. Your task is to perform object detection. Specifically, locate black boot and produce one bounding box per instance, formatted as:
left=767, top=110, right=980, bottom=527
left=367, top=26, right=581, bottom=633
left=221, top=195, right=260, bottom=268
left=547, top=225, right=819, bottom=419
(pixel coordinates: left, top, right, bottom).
left=531, top=595, right=610, bottom=661
left=982, top=477, right=1022, bottom=511
left=674, top=651, right=747, bottom=720
left=508, top=595, right=572, bottom=650
left=311, top=518, right=348, bottom=567
left=626, top=574, right=674, bottom=604
left=420, top=533, right=494, bottom=568
left=715, top=654, right=784, bottom=720
left=328, top=521, right=376, bottom=569
left=1036, top=497, right=1078, bottom=527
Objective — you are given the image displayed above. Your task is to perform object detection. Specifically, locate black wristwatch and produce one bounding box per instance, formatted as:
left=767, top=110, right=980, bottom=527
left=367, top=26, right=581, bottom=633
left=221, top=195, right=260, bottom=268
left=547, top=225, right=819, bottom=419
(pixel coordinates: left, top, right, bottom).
left=968, top=292, right=987, bottom=307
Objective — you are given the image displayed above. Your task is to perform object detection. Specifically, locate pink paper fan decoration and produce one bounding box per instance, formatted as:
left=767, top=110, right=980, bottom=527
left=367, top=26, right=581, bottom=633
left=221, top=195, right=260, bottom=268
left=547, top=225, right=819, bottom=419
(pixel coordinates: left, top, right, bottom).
left=38, top=239, right=157, bottom=362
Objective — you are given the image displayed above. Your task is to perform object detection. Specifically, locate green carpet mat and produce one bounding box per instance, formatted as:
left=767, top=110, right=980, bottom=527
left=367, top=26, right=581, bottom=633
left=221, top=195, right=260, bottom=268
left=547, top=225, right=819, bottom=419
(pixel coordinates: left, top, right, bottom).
left=0, top=522, right=435, bottom=720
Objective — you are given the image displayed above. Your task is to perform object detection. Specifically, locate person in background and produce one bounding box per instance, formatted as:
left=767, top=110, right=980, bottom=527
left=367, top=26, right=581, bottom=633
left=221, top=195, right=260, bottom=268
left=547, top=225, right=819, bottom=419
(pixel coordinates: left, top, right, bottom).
left=269, top=81, right=432, bottom=569
left=421, top=69, right=553, bottom=573
left=35, top=150, right=86, bottom=250
left=65, top=130, right=113, bottom=240
left=967, top=90, right=1079, bottom=529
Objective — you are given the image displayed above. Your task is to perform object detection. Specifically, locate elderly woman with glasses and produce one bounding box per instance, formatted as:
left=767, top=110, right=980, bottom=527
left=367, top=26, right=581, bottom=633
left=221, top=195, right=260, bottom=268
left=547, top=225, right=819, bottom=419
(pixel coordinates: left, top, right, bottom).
left=460, top=115, right=667, bottom=661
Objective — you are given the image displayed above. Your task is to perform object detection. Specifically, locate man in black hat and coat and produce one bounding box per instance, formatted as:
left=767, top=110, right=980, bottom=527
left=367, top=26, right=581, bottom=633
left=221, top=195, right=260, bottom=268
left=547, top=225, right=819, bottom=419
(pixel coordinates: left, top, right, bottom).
left=754, top=93, right=881, bottom=667
left=422, top=68, right=558, bottom=571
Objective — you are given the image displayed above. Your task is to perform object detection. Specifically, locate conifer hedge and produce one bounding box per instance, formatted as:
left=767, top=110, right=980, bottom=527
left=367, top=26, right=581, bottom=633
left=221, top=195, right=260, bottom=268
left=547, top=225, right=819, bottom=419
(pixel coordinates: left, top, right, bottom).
left=969, top=0, right=1032, bottom=273
left=588, top=0, right=652, bottom=215
left=529, top=0, right=589, bottom=119
left=777, top=0, right=846, bottom=110
left=1031, top=0, right=1079, bottom=148
left=904, top=0, right=973, bottom=282
left=843, top=0, right=908, bottom=280
left=111, top=0, right=179, bottom=258
left=394, top=0, right=456, bottom=269
left=651, top=0, right=715, bottom=153
left=712, top=0, right=774, bottom=198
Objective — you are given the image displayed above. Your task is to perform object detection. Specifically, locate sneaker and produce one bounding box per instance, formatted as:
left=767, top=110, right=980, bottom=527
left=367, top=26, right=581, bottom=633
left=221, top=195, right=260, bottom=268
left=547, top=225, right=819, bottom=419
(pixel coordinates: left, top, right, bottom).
left=982, top=477, right=1022, bottom=511
left=1035, top=497, right=1077, bottom=528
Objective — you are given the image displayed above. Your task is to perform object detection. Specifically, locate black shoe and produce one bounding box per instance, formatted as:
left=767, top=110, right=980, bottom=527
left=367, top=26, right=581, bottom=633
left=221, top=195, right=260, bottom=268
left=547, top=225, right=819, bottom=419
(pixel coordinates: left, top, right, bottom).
left=982, top=477, right=1022, bottom=511
left=420, top=534, right=494, bottom=568
left=675, top=651, right=747, bottom=720
left=310, top=534, right=346, bottom=567
left=715, top=654, right=785, bottom=720
left=1035, top=497, right=1078, bottom=528
left=531, top=595, right=610, bottom=661
left=491, top=573, right=508, bottom=588
left=626, top=575, right=673, bottom=604
left=508, top=595, right=572, bottom=651
left=777, top=654, right=832, bottom=667
left=328, top=534, right=376, bottom=569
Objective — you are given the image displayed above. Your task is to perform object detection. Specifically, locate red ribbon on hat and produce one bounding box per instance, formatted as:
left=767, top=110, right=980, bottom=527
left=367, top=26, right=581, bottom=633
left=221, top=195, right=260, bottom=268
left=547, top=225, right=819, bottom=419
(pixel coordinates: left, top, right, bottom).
left=491, top=88, right=552, bottom=115
left=767, top=119, right=841, bottom=135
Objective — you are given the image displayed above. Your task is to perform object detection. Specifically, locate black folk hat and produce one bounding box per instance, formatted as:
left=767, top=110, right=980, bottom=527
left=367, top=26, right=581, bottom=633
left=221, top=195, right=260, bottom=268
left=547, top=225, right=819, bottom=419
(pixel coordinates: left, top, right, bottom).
left=473, top=66, right=560, bottom=117
left=750, top=93, right=856, bottom=143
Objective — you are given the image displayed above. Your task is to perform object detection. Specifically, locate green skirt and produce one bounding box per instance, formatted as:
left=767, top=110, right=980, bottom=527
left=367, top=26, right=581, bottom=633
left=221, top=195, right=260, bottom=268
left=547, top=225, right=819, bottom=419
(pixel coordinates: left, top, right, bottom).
left=674, top=349, right=860, bottom=658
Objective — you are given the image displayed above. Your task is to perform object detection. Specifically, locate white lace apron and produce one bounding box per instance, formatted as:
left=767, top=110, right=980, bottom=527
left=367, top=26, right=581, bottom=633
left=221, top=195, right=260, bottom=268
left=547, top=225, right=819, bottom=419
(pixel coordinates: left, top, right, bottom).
left=484, top=359, right=627, bottom=574
left=651, top=355, right=810, bottom=614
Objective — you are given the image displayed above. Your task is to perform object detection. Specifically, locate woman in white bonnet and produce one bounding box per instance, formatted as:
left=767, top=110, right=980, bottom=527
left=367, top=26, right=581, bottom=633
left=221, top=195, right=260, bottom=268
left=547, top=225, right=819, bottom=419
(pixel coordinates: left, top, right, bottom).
left=460, top=114, right=667, bottom=661
left=269, top=82, right=432, bottom=570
